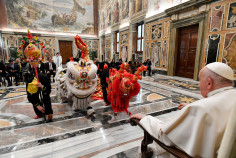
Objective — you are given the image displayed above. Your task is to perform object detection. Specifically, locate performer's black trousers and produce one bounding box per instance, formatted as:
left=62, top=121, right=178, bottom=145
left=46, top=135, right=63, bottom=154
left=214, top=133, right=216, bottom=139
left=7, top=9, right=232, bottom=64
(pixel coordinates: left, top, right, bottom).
left=102, top=85, right=109, bottom=104
left=47, top=70, right=55, bottom=81
left=33, top=94, right=53, bottom=116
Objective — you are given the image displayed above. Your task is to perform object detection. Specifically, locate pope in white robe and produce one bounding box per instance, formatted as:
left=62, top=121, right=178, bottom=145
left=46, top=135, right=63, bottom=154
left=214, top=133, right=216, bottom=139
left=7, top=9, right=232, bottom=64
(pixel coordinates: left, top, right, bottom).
left=131, top=62, right=236, bottom=158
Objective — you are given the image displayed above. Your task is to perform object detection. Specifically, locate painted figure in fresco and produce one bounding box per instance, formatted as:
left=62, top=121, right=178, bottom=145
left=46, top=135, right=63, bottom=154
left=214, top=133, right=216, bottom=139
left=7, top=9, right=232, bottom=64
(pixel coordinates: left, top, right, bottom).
left=122, top=0, right=129, bottom=19
left=55, top=35, right=97, bottom=117
left=121, top=46, right=128, bottom=63
left=114, top=0, right=119, bottom=23
left=152, top=43, right=160, bottom=67
left=162, top=41, right=167, bottom=67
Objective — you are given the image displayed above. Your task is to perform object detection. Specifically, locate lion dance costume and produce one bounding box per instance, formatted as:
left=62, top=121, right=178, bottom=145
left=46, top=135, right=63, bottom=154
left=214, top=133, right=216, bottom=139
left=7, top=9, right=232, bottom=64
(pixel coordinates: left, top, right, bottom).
left=107, top=63, right=146, bottom=115
left=55, top=35, right=97, bottom=116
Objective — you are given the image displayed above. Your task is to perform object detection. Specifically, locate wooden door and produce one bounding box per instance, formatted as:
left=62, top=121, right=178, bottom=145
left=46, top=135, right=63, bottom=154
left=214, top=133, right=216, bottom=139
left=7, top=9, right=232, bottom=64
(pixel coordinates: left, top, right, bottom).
left=175, top=24, right=198, bottom=79
left=59, top=41, right=73, bottom=64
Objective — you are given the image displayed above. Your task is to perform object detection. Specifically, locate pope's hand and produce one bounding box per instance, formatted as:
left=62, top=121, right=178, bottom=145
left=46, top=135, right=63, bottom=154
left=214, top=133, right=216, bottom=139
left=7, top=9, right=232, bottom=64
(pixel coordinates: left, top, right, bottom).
left=178, top=102, right=188, bottom=110
left=130, top=113, right=146, bottom=120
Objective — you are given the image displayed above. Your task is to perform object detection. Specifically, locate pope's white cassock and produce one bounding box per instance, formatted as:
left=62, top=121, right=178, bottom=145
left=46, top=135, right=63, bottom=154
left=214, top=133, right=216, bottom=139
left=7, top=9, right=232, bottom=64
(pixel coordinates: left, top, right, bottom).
left=140, top=86, right=236, bottom=158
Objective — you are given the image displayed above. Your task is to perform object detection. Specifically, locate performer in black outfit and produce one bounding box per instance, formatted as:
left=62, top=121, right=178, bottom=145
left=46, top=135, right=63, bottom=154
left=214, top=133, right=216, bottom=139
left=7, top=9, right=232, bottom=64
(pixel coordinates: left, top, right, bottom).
left=101, top=64, right=110, bottom=105
left=26, top=71, right=53, bottom=121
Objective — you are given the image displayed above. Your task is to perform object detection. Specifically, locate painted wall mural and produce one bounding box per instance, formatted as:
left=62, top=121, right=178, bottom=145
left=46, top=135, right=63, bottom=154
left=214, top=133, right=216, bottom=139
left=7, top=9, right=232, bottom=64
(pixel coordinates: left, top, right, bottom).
left=162, top=40, right=168, bottom=67
left=203, top=0, right=236, bottom=77
left=227, top=2, right=236, bottom=29
left=5, top=0, right=94, bottom=34
left=151, top=42, right=161, bottom=67
left=210, top=5, right=224, bottom=32
left=98, top=0, right=190, bottom=31
left=223, top=33, right=236, bottom=71
left=121, top=46, right=128, bottom=62
left=113, top=0, right=120, bottom=24
left=122, top=0, right=129, bottom=20
left=152, top=23, right=162, bottom=40
left=145, top=43, right=150, bottom=59
left=107, top=6, right=112, bottom=27
left=206, top=34, right=220, bottom=65
left=105, top=37, right=111, bottom=60
left=121, top=33, right=128, bottom=44
left=163, top=21, right=169, bottom=38
left=1, top=34, right=56, bottom=62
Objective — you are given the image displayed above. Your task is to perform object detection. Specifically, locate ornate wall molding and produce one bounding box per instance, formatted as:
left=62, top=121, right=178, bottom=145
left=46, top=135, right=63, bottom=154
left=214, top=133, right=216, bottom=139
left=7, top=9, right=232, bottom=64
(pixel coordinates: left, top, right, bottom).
left=165, top=0, right=212, bottom=16
left=168, top=13, right=208, bottom=80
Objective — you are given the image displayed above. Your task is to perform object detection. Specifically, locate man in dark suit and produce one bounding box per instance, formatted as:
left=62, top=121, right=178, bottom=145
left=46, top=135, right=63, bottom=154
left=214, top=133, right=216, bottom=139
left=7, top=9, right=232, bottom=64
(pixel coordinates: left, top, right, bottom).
left=45, top=57, right=56, bottom=82
left=101, top=64, right=110, bottom=106
left=37, top=58, right=45, bottom=74
left=0, top=60, right=6, bottom=86
left=6, top=59, right=20, bottom=86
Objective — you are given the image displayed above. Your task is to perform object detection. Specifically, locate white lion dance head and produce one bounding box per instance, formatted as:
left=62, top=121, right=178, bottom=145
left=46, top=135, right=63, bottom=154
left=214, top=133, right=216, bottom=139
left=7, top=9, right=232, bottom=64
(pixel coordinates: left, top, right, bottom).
left=56, top=35, right=98, bottom=116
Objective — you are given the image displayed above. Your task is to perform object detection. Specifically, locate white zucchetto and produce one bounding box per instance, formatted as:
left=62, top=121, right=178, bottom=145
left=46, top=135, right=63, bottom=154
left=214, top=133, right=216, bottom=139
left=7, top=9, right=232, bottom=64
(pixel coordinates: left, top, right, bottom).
left=206, top=62, right=234, bottom=80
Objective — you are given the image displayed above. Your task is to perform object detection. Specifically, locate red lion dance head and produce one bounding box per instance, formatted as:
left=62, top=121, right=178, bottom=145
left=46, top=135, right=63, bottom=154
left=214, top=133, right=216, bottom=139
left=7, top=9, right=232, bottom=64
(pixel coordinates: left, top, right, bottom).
left=107, top=63, right=147, bottom=115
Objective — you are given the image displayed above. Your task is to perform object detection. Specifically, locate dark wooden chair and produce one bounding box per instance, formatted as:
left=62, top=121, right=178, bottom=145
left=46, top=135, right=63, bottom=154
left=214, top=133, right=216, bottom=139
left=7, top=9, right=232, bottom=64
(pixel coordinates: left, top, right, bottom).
left=130, top=118, right=192, bottom=158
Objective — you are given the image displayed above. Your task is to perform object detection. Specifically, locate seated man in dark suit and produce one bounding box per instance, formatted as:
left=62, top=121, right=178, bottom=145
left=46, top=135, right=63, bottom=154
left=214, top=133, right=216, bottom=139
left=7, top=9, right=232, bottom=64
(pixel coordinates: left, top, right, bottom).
left=6, top=59, right=20, bottom=86
left=37, top=58, right=45, bottom=74
left=45, top=57, right=56, bottom=82
left=0, top=60, right=6, bottom=86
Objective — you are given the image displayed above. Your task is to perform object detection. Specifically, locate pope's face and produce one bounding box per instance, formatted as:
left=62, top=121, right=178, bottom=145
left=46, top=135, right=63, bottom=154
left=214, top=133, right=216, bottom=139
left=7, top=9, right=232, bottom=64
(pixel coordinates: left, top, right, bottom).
left=198, top=68, right=209, bottom=98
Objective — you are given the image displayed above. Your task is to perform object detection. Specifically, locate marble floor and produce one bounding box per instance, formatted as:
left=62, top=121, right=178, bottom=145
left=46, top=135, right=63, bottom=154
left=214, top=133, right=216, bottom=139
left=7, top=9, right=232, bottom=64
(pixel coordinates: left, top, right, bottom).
left=0, top=74, right=202, bottom=158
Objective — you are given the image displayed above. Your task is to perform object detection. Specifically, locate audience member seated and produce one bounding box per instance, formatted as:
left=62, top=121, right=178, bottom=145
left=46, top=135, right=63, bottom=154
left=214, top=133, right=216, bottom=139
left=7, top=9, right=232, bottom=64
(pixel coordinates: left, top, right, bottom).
left=6, top=59, right=20, bottom=86
left=21, top=59, right=31, bottom=83
left=0, top=60, right=6, bottom=86
left=45, top=57, right=56, bottom=82
left=37, top=58, right=45, bottom=74
left=16, top=58, right=23, bottom=82
left=131, top=62, right=235, bottom=158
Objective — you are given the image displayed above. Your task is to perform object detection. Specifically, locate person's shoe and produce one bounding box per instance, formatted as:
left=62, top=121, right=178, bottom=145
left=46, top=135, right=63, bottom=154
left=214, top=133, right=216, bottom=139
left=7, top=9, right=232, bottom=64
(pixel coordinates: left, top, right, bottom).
left=34, top=115, right=43, bottom=119
left=48, top=114, right=53, bottom=120
left=105, top=102, right=110, bottom=106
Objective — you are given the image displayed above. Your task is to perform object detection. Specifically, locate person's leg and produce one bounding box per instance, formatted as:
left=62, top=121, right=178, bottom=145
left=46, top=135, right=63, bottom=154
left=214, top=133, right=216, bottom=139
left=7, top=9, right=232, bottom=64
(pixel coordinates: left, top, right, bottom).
left=52, top=71, right=56, bottom=82
left=33, top=105, right=43, bottom=117
left=42, top=94, right=53, bottom=120
left=5, top=73, right=12, bottom=86
left=14, top=72, right=19, bottom=85
left=25, top=73, right=30, bottom=83
left=47, top=72, right=51, bottom=81
left=102, top=85, right=109, bottom=104
left=0, top=74, right=2, bottom=86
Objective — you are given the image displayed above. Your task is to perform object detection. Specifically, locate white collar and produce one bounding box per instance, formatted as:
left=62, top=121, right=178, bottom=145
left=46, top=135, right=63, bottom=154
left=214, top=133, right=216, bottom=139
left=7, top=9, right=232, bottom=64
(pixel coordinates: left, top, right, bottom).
left=207, top=86, right=233, bottom=97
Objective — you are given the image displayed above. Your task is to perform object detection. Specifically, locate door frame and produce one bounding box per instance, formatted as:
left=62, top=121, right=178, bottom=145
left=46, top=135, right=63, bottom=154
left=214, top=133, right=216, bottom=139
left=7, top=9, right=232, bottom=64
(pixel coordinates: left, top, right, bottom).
left=167, top=13, right=208, bottom=80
